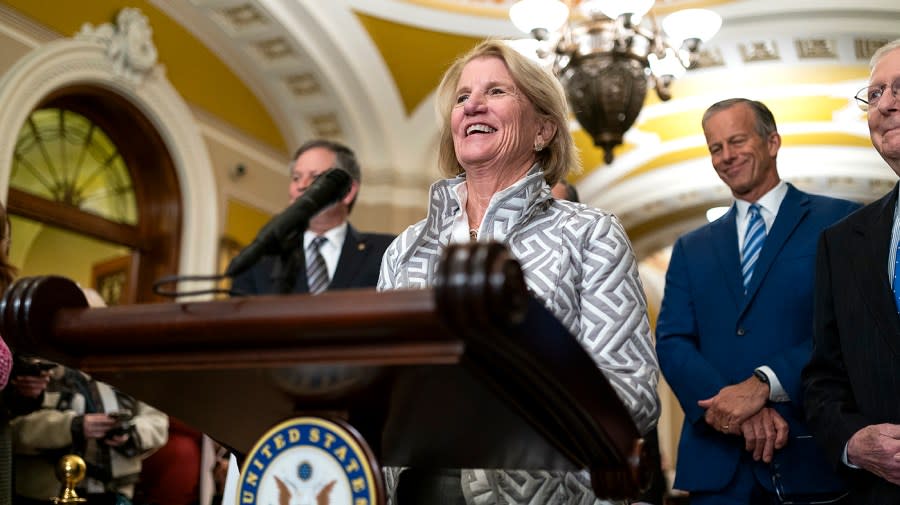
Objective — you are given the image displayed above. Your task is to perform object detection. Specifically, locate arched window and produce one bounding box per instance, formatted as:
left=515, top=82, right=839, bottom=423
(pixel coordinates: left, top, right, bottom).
left=13, top=108, right=137, bottom=224
left=8, top=87, right=182, bottom=304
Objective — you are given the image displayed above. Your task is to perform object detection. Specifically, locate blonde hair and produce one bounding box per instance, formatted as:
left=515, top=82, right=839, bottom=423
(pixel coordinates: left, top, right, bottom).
left=435, top=39, right=580, bottom=185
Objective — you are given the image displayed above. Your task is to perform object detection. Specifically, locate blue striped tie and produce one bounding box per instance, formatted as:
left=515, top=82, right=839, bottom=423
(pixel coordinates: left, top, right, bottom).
left=741, top=204, right=766, bottom=292
left=305, top=236, right=329, bottom=295
left=894, top=238, right=900, bottom=313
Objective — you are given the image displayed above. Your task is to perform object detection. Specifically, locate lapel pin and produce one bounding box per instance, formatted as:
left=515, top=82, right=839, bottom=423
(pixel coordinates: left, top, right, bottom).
left=358, top=243, right=366, bottom=251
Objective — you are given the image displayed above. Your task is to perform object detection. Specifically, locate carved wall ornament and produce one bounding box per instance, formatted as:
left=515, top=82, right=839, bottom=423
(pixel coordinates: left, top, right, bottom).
left=310, top=113, right=342, bottom=138
left=856, top=38, right=892, bottom=61
left=796, top=39, right=837, bottom=59
left=285, top=73, right=321, bottom=97
left=75, top=7, right=158, bottom=83
left=692, top=47, right=725, bottom=69
left=739, top=41, right=780, bottom=62
left=221, top=4, right=268, bottom=29
left=254, top=37, right=294, bottom=60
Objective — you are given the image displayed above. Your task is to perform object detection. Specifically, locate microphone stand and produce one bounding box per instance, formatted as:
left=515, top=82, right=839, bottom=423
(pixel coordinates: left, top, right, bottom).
left=269, top=231, right=303, bottom=295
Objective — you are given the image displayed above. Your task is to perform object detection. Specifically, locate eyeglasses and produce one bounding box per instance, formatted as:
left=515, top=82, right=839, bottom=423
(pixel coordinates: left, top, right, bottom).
left=772, top=475, right=848, bottom=505
left=855, top=76, right=900, bottom=111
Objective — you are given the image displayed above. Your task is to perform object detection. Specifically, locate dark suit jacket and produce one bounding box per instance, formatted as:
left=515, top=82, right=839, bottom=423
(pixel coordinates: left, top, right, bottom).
left=230, top=223, right=394, bottom=295
left=802, top=183, right=900, bottom=503
left=656, top=184, right=859, bottom=493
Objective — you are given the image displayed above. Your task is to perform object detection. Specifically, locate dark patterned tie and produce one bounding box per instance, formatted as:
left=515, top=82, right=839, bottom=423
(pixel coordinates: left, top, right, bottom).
left=305, top=236, right=329, bottom=295
left=741, top=204, right=766, bottom=292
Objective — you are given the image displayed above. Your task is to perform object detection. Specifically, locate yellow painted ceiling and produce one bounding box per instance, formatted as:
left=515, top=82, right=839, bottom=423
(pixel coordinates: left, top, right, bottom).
left=571, top=130, right=609, bottom=182
left=2, top=0, right=287, bottom=152
left=355, top=12, right=483, bottom=115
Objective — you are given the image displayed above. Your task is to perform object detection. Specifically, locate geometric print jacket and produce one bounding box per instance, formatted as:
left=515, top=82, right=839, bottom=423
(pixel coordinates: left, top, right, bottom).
left=379, top=165, right=659, bottom=505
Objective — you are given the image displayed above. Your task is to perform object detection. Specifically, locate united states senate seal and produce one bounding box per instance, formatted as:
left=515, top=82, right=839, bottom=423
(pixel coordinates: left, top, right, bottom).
left=237, top=416, right=383, bottom=505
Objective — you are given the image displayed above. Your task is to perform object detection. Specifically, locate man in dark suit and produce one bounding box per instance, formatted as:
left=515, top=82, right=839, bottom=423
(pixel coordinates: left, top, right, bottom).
left=656, top=98, right=859, bottom=503
left=231, top=139, right=393, bottom=295
left=220, top=140, right=394, bottom=497
left=802, top=39, right=900, bottom=503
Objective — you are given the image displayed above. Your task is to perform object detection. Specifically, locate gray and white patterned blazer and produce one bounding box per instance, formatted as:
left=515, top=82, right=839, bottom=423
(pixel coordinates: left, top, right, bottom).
left=378, top=165, right=660, bottom=505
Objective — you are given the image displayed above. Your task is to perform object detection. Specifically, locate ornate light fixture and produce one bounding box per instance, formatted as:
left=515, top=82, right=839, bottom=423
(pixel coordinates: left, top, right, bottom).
left=510, top=0, right=721, bottom=163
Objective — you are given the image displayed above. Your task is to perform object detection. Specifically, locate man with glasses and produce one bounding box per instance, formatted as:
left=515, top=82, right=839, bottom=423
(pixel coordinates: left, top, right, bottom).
left=656, top=98, right=858, bottom=503
left=802, top=38, right=900, bottom=503
left=231, top=139, right=394, bottom=295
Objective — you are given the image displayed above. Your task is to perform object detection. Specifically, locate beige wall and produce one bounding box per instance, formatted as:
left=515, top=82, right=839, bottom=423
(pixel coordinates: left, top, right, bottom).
left=351, top=200, right=423, bottom=237
left=9, top=215, right=130, bottom=288
left=0, top=30, right=31, bottom=70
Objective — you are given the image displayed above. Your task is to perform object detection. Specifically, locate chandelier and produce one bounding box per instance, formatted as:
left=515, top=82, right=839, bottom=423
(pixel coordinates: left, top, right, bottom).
left=509, top=0, right=721, bottom=163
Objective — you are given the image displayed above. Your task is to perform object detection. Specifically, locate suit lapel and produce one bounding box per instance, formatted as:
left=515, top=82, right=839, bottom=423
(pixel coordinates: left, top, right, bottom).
left=739, top=185, right=808, bottom=316
left=852, top=186, right=900, bottom=354
left=710, top=205, right=744, bottom=308
left=329, top=224, right=366, bottom=289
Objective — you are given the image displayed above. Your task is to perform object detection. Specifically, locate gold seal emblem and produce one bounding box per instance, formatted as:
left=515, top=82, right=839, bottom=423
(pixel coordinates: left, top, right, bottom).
left=237, top=416, right=382, bottom=505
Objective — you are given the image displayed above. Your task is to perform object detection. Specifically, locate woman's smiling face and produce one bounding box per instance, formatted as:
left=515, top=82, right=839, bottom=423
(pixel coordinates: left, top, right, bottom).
left=450, top=56, right=542, bottom=173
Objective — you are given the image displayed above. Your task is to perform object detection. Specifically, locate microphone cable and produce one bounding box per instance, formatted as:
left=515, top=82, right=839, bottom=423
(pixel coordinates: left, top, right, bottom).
left=152, top=274, right=243, bottom=298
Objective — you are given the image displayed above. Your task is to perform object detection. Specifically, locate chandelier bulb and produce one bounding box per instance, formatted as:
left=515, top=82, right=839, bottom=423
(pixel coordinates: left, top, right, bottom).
left=662, top=9, right=722, bottom=46
left=509, top=0, right=569, bottom=35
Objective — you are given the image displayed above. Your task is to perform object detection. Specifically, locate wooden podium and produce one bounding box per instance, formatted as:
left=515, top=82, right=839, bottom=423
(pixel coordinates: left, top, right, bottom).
left=0, top=243, right=649, bottom=500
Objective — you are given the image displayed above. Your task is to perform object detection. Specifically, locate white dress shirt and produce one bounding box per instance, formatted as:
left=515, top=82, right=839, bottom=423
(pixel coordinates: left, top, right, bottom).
left=303, top=221, right=348, bottom=282
left=733, top=181, right=790, bottom=403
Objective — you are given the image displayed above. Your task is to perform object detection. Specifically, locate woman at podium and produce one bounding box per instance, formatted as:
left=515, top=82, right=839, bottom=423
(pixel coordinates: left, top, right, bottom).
left=378, top=39, right=660, bottom=505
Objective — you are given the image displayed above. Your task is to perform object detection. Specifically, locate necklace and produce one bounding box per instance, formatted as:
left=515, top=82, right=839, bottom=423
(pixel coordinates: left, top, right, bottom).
left=469, top=229, right=478, bottom=242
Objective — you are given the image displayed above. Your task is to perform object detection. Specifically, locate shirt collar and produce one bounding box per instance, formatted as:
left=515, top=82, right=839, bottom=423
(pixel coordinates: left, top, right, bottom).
left=734, top=180, right=787, bottom=220
left=303, top=221, right=348, bottom=250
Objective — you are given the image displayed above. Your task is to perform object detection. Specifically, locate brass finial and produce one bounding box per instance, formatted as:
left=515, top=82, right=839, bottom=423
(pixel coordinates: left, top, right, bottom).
left=51, top=454, right=87, bottom=504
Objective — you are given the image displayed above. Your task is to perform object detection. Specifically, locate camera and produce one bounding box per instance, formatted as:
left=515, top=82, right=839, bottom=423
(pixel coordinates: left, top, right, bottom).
left=230, top=163, right=247, bottom=180
left=12, top=356, right=56, bottom=377
left=105, top=410, right=134, bottom=438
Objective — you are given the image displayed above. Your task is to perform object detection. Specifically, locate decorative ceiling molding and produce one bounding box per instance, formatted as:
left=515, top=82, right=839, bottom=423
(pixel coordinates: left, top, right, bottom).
left=795, top=39, right=838, bottom=60
left=739, top=40, right=780, bottom=62
left=284, top=73, right=321, bottom=97
left=856, top=37, right=892, bottom=59
left=7, top=0, right=900, bottom=251
left=76, top=8, right=159, bottom=83
left=0, top=3, right=57, bottom=46
left=167, top=0, right=900, bottom=224
left=148, top=0, right=294, bottom=150
left=219, top=3, right=267, bottom=28
left=252, top=37, right=295, bottom=60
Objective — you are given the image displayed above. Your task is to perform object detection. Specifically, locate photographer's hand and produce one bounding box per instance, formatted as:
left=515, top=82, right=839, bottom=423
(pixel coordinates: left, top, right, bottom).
left=82, top=413, right=117, bottom=439
left=104, top=433, right=130, bottom=447
left=11, top=373, right=50, bottom=398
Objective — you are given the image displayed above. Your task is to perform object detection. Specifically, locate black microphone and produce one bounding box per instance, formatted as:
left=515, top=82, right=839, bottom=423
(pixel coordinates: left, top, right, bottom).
left=225, top=168, right=352, bottom=278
